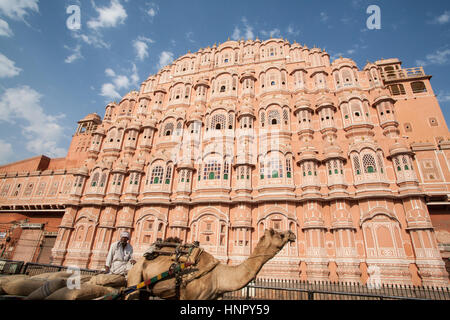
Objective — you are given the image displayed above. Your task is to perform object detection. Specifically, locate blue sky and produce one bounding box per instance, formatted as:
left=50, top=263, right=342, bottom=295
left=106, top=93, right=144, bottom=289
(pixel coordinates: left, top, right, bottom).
left=0, top=0, right=450, bottom=165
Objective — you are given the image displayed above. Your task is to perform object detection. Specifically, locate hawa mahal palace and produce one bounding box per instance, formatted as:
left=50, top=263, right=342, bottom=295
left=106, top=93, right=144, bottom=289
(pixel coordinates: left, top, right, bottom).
left=0, top=38, right=449, bottom=287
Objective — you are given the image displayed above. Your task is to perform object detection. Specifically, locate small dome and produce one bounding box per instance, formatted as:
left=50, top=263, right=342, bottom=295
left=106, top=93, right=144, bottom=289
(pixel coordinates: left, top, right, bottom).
left=81, top=113, right=101, bottom=122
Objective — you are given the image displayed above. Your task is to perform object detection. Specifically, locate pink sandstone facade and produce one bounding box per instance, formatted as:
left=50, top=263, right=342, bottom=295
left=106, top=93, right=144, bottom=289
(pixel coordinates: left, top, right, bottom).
left=1, top=38, right=450, bottom=287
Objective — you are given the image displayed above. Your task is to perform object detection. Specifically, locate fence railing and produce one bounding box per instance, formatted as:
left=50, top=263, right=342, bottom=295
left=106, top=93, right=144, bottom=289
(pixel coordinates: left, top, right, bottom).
left=0, top=259, right=100, bottom=277
left=380, top=67, right=426, bottom=82
left=223, top=278, right=450, bottom=301
left=0, top=259, right=24, bottom=275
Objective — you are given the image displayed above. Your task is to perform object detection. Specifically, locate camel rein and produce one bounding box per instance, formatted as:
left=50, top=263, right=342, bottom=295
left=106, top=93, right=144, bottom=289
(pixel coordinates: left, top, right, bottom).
left=96, top=262, right=194, bottom=300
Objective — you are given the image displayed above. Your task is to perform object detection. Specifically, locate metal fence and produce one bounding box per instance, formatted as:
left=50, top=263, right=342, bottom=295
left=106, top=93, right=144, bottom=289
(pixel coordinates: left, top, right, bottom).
left=223, top=278, right=450, bottom=301
left=2, top=259, right=449, bottom=300
left=0, top=259, right=100, bottom=277
left=0, top=259, right=24, bottom=275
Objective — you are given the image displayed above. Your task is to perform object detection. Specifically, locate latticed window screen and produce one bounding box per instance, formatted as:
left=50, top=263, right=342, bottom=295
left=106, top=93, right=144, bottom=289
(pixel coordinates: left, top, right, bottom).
left=151, top=166, right=164, bottom=184
left=268, top=110, right=280, bottom=125
left=176, top=122, right=183, bottom=135
left=239, top=167, right=245, bottom=180
left=180, top=170, right=186, bottom=183
left=1, top=184, right=10, bottom=197
left=165, top=166, right=172, bottom=184
left=281, top=72, right=286, bottom=84
left=260, top=112, right=266, bottom=127
left=211, top=114, right=226, bottom=130
left=283, top=109, right=289, bottom=124
left=91, top=172, right=100, bottom=187
left=395, top=157, right=401, bottom=171
left=260, top=162, right=265, bottom=179
left=363, top=154, right=377, bottom=173
left=402, top=156, right=410, bottom=170
left=333, top=160, right=339, bottom=174
left=223, top=162, right=229, bottom=180
left=268, top=159, right=283, bottom=178
left=99, top=174, right=107, bottom=187
left=353, top=156, right=361, bottom=175
left=228, top=114, right=234, bottom=129
left=341, top=105, right=349, bottom=120
left=203, top=161, right=222, bottom=180
left=377, top=154, right=385, bottom=173
left=286, top=158, right=292, bottom=178
left=164, top=122, right=175, bottom=136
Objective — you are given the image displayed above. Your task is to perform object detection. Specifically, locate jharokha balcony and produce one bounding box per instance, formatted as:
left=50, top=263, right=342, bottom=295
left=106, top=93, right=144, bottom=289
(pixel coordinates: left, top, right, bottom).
left=380, top=67, right=427, bottom=82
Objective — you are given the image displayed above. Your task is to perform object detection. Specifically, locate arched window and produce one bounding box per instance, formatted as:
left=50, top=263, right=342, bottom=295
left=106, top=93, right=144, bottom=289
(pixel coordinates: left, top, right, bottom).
left=268, top=158, right=283, bottom=179
left=203, top=160, right=221, bottom=180
left=100, top=173, right=107, bottom=187
left=228, top=113, right=234, bottom=129
left=286, top=158, right=292, bottom=178
left=151, top=166, right=164, bottom=184
left=163, top=122, right=174, bottom=136
left=268, top=110, right=280, bottom=126
left=211, top=114, right=226, bottom=130
left=165, top=165, right=173, bottom=184
left=353, top=156, right=361, bottom=175
left=223, top=161, right=230, bottom=180
left=362, top=154, right=377, bottom=173
left=402, top=156, right=409, bottom=170
left=91, top=172, right=100, bottom=187
left=260, top=111, right=266, bottom=127
left=283, top=109, right=289, bottom=125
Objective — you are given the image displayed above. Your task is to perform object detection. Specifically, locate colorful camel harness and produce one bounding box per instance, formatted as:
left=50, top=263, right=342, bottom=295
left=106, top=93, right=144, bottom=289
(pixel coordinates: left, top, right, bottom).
left=99, top=241, right=201, bottom=300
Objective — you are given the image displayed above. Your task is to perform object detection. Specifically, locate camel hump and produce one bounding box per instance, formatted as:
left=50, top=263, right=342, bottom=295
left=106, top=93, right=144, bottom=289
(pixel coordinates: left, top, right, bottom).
left=181, top=249, right=220, bottom=285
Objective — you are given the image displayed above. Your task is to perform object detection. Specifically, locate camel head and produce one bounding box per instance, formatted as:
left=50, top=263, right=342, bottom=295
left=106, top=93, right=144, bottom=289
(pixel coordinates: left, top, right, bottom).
left=257, top=229, right=296, bottom=253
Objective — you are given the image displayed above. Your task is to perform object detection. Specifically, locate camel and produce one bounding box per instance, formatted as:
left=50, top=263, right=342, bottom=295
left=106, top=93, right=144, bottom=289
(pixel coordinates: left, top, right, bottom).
left=126, top=229, right=296, bottom=300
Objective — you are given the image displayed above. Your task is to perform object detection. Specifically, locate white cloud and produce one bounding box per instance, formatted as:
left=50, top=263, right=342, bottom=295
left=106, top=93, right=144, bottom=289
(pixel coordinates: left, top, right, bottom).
left=232, top=17, right=255, bottom=40
left=158, top=51, right=174, bottom=69
left=87, top=0, right=127, bottom=30
left=231, top=26, right=241, bottom=41
left=105, top=68, right=116, bottom=77
left=416, top=49, right=450, bottom=66
left=320, top=12, right=329, bottom=22
left=100, top=64, right=140, bottom=100
left=133, top=36, right=154, bottom=61
left=186, top=31, right=195, bottom=43
left=0, top=19, right=13, bottom=37
left=437, top=91, right=450, bottom=103
left=261, top=28, right=281, bottom=39
left=64, top=45, right=83, bottom=64
left=0, top=0, right=39, bottom=21
left=431, top=11, right=450, bottom=25
left=330, top=48, right=358, bottom=61
left=241, top=17, right=254, bottom=40
left=0, top=53, right=22, bottom=78
left=146, top=2, right=159, bottom=19
left=101, top=83, right=121, bottom=100
left=72, top=32, right=110, bottom=49
left=286, top=24, right=300, bottom=36
left=0, top=86, right=67, bottom=158
left=0, top=139, right=14, bottom=165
